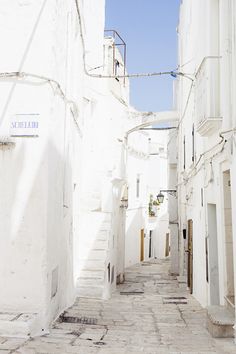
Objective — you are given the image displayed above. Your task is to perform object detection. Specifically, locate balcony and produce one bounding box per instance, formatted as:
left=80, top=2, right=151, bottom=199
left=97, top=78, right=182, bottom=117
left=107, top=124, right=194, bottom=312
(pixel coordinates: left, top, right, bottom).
left=104, top=30, right=126, bottom=85
left=195, top=57, right=222, bottom=136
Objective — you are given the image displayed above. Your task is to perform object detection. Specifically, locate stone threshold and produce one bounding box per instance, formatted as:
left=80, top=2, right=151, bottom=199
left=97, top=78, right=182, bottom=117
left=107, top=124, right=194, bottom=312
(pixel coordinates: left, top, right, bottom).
left=206, top=306, right=235, bottom=338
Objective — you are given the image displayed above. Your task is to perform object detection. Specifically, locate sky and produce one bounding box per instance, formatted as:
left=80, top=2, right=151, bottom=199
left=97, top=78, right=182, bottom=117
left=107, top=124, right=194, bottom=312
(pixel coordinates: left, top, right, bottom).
left=105, top=0, right=181, bottom=113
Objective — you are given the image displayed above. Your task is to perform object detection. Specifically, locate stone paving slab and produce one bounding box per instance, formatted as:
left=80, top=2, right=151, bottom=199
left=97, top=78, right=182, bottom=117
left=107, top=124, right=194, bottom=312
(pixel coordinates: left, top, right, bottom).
left=0, top=259, right=236, bottom=353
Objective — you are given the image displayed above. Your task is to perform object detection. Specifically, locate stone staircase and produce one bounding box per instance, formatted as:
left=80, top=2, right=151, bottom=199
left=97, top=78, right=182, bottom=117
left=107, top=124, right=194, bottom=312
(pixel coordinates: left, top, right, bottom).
left=76, top=212, right=111, bottom=299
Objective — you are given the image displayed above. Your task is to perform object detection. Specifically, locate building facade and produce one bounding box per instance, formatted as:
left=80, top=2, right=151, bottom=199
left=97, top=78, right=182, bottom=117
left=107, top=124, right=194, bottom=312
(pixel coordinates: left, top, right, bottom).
left=0, top=0, right=136, bottom=336
left=146, top=131, right=169, bottom=261
left=0, top=0, right=170, bottom=337
left=175, top=0, right=236, bottom=337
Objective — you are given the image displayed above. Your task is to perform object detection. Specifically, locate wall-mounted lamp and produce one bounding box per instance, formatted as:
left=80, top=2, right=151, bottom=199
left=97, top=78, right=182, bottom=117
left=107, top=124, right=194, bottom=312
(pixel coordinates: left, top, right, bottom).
left=157, top=189, right=177, bottom=203
left=156, top=192, right=164, bottom=204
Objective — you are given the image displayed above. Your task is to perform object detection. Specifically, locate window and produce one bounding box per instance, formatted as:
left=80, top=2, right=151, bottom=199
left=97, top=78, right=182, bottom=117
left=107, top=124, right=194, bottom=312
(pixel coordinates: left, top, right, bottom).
left=114, top=59, right=120, bottom=81
left=136, top=175, right=140, bottom=198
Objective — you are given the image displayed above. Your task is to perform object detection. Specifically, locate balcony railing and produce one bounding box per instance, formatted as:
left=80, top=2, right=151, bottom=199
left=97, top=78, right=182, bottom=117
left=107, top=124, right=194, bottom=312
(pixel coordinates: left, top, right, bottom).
left=104, top=30, right=126, bottom=85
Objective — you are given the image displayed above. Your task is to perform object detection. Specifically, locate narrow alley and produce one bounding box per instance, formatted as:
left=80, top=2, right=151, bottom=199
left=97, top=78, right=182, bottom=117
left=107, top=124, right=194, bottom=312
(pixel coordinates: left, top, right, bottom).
left=1, top=259, right=235, bottom=354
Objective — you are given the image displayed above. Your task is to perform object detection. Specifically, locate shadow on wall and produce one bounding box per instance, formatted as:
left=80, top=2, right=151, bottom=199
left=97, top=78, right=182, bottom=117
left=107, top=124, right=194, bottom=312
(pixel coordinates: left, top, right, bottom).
left=125, top=208, right=145, bottom=267
left=73, top=130, right=132, bottom=296
left=0, top=137, right=74, bottom=333
left=153, top=212, right=169, bottom=259
left=74, top=181, right=125, bottom=300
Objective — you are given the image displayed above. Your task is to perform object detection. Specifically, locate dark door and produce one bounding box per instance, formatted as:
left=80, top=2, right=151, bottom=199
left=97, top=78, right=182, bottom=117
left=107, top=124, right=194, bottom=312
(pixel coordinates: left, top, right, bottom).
left=165, top=233, right=170, bottom=257
left=187, top=220, right=193, bottom=294
left=140, top=229, right=144, bottom=261
left=149, top=231, right=152, bottom=258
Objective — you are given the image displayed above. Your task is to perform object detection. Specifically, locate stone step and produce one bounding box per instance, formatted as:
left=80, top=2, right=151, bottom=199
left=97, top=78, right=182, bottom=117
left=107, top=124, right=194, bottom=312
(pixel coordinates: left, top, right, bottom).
left=83, top=238, right=109, bottom=250
left=81, top=229, right=109, bottom=242
left=97, top=230, right=110, bottom=240
left=177, top=275, right=187, bottom=288
left=76, top=269, right=105, bottom=287
left=79, top=249, right=107, bottom=261
left=78, top=269, right=105, bottom=281
left=76, top=277, right=104, bottom=287
left=76, top=285, right=104, bottom=299
left=0, top=313, right=39, bottom=338
left=99, top=222, right=111, bottom=232
left=78, top=259, right=106, bottom=270
left=79, top=269, right=104, bottom=278
left=206, top=306, right=235, bottom=338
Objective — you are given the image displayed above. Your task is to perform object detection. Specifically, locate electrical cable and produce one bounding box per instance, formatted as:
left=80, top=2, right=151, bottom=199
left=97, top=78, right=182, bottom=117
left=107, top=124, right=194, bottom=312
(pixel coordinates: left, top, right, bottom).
left=0, top=0, right=196, bottom=143
left=175, top=56, right=225, bottom=187
left=177, top=137, right=227, bottom=187
left=0, top=0, right=48, bottom=141
left=0, top=71, right=82, bottom=134
left=74, top=0, right=193, bottom=81
left=177, top=80, right=195, bottom=129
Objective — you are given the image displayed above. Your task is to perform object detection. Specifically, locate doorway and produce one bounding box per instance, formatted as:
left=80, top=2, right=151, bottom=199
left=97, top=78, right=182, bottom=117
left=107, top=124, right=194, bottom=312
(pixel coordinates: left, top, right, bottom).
left=165, top=233, right=170, bottom=257
left=223, top=170, right=234, bottom=307
left=149, top=231, right=152, bottom=258
left=207, top=203, right=220, bottom=305
left=187, top=220, right=193, bottom=294
left=140, top=229, right=144, bottom=261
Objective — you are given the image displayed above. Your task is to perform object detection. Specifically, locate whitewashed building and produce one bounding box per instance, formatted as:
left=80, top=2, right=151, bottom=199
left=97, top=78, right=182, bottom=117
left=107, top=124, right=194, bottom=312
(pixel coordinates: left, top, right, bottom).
left=146, top=131, right=169, bottom=261
left=124, top=122, right=150, bottom=267
left=0, top=0, right=85, bottom=337
left=0, top=0, right=170, bottom=338
left=0, top=0, right=136, bottom=337
left=167, top=127, right=179, bottom=275
left=124, top=113, right=175, bottom=267
left=175, top=0, right=236, bottom=338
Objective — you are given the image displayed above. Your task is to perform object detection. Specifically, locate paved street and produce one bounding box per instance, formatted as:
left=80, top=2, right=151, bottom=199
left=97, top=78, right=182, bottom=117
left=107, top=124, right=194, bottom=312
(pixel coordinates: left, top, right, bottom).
left=0, top=259, right=235, bottom=354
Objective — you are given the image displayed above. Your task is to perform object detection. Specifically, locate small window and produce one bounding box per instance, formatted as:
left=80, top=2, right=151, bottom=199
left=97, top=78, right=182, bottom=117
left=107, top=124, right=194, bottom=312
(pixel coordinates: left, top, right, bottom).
left=136, top=175, right=140, bottom=198
left=115, top=59, right=120, bottom=81
left=201, top=188, right=204, bottom=207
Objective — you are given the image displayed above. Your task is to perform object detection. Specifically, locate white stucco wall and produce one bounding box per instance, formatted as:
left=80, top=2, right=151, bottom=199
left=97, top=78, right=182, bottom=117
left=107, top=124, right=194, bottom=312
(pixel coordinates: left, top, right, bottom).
left=125, top=129, right=149, bottom=267
left=0, top=0, right=87, bottom=335
left=147, top=131, right=169, bottom=260
left=0, top=0, right=115, bottom=336
left=177, top=2, right=236, bottom=333
left=167, top=129, right=179, bottom=274
left=125, top=127, right=171, bottom=266
left=0, top=0, right=148, bottom=333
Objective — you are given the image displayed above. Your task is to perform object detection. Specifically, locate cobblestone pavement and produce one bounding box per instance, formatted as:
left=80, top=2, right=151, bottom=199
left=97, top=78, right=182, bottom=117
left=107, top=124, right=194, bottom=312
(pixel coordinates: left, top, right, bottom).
left=1, top=259, right=236, bottom=354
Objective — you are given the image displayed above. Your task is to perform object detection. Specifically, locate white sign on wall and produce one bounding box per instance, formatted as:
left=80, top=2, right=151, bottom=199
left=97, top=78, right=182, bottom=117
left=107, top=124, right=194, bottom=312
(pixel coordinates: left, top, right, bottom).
left=10, top=113, right=40, bottom=137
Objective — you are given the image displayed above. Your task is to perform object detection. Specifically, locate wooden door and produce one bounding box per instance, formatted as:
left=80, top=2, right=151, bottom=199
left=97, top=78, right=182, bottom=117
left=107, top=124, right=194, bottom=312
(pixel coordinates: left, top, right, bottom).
left=165, top=233, right=170, bottom=257
left=187, top=220, right=193, bottom=294
left=140, top=229, right=144, bottom=261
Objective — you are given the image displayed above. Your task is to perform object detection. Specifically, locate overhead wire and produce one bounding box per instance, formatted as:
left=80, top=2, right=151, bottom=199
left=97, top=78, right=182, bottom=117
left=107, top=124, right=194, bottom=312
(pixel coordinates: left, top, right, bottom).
left=176, top=55, right=229, bottom=188
left=74, top=0, right=193, bottom=81
left=0, top=0, right=48, bottom=139
left=0, top=0, right=196, bottom=143
left=177, top=136, right=227, bottom=187
left=0, top=71, right=82, bottom=134
left=177, top=80, right=195, bottom=129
